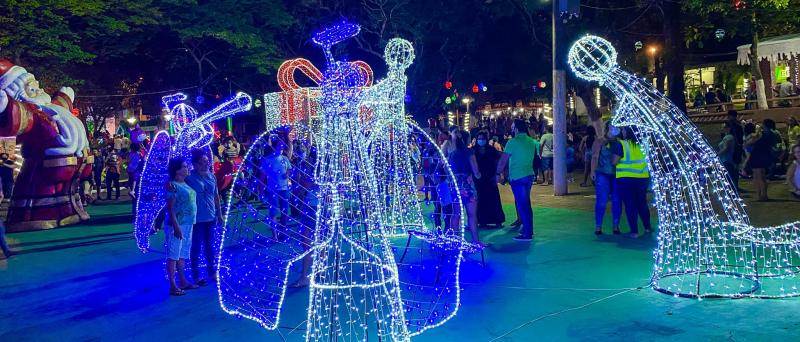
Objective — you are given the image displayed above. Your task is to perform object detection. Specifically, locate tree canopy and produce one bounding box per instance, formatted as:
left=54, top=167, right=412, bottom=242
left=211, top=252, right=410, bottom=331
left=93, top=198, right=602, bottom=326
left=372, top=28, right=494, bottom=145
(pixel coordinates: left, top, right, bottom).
left=1, top=0, right=799, bottom=120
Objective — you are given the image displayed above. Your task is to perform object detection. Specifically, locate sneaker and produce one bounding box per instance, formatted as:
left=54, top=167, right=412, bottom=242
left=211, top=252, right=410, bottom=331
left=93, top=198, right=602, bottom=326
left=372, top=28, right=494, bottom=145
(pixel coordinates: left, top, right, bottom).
left=513, top=234, right=533, bottom=241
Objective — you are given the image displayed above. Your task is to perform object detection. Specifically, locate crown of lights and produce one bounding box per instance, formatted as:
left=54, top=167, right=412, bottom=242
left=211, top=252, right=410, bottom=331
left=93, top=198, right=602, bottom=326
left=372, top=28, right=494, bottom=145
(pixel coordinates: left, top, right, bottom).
left=218, top=22, right=471, bottom=341
left=133, top=92, right=252, bottom=251
left=569, top=35, right=800, bottom=299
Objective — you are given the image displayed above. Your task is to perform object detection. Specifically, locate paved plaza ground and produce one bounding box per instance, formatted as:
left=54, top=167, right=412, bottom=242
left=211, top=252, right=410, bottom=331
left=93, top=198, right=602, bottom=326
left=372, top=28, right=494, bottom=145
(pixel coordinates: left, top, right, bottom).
left=1, top=178, right=799, bottom=341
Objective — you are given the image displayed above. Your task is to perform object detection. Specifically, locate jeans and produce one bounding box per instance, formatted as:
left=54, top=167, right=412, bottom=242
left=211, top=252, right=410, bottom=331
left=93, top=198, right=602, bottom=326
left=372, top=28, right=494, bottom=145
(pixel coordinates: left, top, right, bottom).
left=594, top=173, right=621, bottom=228
left=0, top=223, right=10, bottom=256
left=618, top=177, right=652, bottom=234
left=2, top=181, right=12, bottom=199
left=510, top=175, right=534, bottom=237
left=105, top=173, right=120, bottom=199
left=191, top=221, right=215, bottom=279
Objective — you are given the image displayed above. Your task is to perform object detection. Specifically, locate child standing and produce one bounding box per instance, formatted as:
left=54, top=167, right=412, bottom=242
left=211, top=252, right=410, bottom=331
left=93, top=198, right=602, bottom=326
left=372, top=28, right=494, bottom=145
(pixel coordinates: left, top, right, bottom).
left=259, top=137, right=292, bottom=237
left=104, top=151, right=121, bottom=200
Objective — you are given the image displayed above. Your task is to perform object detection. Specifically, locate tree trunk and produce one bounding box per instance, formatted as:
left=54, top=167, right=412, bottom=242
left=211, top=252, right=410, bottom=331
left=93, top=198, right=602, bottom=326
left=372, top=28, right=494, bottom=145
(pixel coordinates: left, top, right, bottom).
left=749, top=15, right=769, bottom=109
left=662, top=0, right=687, bottom=113
left=655, top=55, right=665, bottom=93
left=577, top=83, right=603, bottom=135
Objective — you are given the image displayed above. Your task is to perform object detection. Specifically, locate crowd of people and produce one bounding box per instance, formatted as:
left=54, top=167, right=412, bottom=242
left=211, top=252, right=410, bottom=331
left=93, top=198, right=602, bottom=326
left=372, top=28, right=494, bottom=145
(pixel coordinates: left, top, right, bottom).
left=1, top=108, right=797, bottom=292
left=423, top=113, right=654, bottom=241
left=692, top=78, right=799, bottom=111
left=719, top=111, right=800, bottom=201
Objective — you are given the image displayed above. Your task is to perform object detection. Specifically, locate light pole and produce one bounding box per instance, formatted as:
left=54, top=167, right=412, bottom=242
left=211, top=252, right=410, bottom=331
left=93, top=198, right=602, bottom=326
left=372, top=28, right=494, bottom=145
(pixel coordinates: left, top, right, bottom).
left=461, top=97, right=472, bottom=130
left=552, top=0, right=568, bottom=196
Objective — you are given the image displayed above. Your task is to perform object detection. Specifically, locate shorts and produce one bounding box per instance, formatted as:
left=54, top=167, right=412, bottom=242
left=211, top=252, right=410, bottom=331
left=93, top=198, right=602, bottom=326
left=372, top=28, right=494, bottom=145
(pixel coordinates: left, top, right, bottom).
left=268, top=189, right=290, bottom=217
left=165, top=224, right=194, bottom=260
left=454, top=175, right=476, bottom=202
left=541, top=157, right=553, bottom=170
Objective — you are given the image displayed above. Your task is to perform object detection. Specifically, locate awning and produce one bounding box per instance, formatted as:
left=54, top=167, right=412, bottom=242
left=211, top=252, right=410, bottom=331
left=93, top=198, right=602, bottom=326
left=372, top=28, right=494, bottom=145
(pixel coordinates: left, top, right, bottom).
left=737, top=33, right=800, bottom=65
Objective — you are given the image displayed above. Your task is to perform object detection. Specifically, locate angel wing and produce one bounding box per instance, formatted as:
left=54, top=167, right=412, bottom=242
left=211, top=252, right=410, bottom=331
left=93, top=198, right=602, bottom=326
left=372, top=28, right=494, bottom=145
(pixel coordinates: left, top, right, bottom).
left=134, top=131, right=172, bottom=251
left=392, top=122, right=466, bottom=336
left=217, top=127, right=317, bottom=329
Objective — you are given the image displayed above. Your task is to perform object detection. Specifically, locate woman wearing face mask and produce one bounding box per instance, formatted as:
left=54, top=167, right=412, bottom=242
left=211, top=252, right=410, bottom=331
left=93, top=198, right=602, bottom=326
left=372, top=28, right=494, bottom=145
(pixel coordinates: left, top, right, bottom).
left=471, top=131, right=505, bottom=228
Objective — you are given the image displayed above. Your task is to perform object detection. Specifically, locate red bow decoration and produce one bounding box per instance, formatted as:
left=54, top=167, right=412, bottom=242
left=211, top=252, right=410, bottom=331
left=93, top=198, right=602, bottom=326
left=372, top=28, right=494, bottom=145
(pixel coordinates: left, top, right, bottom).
left=274, top=58, right=374, bottom=124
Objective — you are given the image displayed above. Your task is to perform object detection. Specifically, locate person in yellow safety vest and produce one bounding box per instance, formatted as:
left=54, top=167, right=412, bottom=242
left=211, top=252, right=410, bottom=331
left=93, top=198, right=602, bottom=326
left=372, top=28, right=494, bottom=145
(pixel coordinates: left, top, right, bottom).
left=612, top=126, right=653, bottom=238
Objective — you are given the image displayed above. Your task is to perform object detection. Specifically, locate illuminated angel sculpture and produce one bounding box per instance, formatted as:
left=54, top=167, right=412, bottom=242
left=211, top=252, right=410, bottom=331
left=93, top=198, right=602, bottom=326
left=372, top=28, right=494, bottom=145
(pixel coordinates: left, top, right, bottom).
left=569, top=35, right=800, bottom=298
left=218, top=21, right=467, bottom=341
left=134, top=92, right=252, bottom=251
left=360, top=38, right=425, bottom=236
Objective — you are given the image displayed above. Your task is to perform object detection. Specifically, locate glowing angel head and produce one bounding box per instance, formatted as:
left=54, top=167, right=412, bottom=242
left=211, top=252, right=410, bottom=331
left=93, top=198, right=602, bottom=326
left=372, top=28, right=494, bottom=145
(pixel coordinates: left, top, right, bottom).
left=384, top=38, right=415, bottom=73
left=568, top=35, right=651, bottom=130
left=568, top=35, right=618, bottom=83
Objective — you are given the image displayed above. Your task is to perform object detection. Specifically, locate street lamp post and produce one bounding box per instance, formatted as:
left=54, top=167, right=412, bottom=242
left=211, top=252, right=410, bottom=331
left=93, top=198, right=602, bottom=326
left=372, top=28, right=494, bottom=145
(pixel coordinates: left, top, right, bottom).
left=552, top=0, right=568, bottom=196
left=461, top=97, right=472, bottom=130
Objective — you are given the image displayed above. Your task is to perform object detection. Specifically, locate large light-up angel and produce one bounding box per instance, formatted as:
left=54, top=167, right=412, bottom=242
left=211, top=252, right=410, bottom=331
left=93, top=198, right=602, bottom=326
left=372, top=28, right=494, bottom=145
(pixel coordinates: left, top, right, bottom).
left=569, top=35, right=800, bottom=298
left=359, top=38, right=425, bottom=236
left=134, top=92, right=252, bottom=251
left=218, top=22, right=468, bottom=341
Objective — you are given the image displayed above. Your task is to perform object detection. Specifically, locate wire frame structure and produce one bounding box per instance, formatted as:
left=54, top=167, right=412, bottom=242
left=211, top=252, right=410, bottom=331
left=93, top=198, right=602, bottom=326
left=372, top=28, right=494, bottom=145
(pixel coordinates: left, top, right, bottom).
left=133, top=92, right=252, bottom=251
left=360, top=38, right=425, bottom=237
left=569, top=35, right=800, bottom=298
left=217, top=21, right=472, bottom=341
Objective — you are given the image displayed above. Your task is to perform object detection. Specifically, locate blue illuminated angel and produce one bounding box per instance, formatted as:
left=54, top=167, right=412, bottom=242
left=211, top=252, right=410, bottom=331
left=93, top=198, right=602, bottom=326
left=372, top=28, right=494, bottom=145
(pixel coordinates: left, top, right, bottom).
left=569, top=35, right=800, bottom=298
left=218, top=22, right=469, bottom=341
left=134, top=92, right=252, bottom=251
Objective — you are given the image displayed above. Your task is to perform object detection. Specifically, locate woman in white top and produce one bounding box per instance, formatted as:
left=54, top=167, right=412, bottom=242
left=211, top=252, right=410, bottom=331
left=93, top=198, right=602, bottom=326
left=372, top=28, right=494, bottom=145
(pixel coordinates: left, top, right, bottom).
left=788, top=144, right=800, bottom=200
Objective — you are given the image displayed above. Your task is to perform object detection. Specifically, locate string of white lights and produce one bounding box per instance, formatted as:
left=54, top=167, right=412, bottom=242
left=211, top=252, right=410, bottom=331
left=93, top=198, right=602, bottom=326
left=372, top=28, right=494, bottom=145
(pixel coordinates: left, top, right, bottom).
left=569, top=35, right=800, bottom=298
left=217, top=22, right=469, bottom=341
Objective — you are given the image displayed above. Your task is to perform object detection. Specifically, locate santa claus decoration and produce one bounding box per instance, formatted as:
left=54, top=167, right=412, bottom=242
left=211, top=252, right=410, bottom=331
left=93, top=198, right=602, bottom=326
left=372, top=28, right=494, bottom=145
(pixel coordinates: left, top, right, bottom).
left=0, top=59, right=92, bottom=231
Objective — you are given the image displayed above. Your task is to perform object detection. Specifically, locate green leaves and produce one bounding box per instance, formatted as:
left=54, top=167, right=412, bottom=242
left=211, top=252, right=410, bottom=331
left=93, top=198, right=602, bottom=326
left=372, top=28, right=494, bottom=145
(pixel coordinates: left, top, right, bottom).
left=683, top=0, right=800, bottom=45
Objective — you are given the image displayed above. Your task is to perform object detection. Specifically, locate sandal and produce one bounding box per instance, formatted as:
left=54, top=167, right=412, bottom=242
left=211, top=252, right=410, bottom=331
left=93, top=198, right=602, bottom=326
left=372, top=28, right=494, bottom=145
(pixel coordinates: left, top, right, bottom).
left=170, top=288, right=186, bottom=296
left=181, top=283, right=200, bottom=290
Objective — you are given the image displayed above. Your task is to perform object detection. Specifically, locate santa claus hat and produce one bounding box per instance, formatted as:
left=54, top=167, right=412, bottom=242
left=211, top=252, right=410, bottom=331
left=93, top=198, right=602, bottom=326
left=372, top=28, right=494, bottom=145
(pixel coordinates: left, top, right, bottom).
left=0, top=59, right=28, bottom=90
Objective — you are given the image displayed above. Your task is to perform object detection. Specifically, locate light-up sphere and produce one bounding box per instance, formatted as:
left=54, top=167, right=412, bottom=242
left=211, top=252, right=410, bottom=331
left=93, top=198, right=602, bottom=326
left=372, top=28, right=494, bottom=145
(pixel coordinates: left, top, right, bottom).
left=568, top=35, right=618, bottom=82
left=384, top=38, right=415, bottom=72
